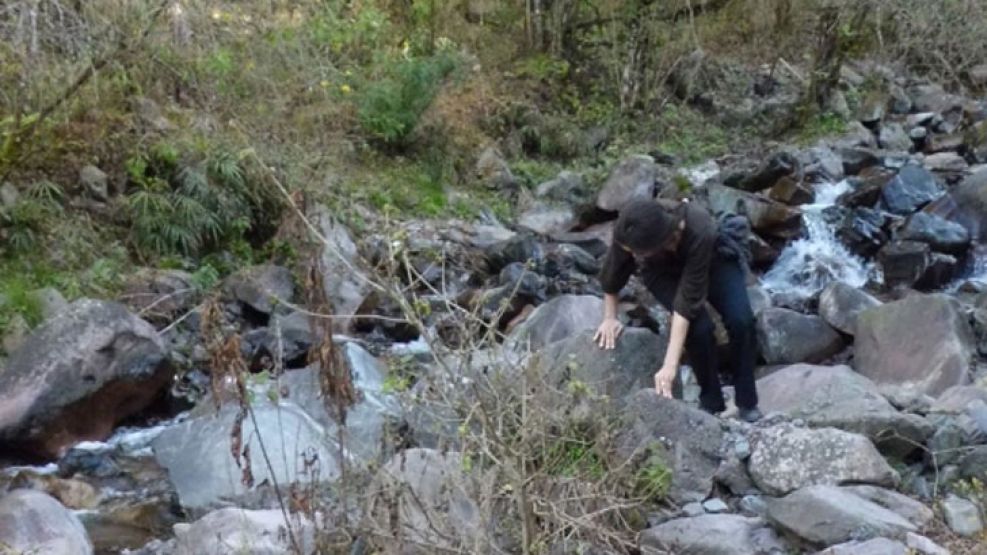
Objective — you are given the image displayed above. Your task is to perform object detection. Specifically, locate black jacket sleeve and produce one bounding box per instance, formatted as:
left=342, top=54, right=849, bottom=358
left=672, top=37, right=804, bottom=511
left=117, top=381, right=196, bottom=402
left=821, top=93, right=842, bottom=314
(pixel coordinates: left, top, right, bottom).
left=672, top=228, right=715, bottom=321
left=598, top=243, right=634, bottom=295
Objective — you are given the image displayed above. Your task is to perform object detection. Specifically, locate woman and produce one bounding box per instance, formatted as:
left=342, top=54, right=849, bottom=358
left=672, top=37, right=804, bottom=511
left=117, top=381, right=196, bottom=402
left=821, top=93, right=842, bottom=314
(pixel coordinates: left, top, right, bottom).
left=593, top=198, right=762, bottom=422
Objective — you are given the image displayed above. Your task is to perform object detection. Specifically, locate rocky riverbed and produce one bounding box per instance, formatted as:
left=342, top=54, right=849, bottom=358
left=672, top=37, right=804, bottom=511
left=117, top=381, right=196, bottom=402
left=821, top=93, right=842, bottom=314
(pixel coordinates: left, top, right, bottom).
left=3, top=63, right=987, bottom=554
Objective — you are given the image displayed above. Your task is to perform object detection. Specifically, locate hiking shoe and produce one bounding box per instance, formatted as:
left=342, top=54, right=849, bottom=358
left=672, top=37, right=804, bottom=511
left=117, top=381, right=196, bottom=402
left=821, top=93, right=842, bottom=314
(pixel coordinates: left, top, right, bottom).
left=738, top=407, right=763, bottom=423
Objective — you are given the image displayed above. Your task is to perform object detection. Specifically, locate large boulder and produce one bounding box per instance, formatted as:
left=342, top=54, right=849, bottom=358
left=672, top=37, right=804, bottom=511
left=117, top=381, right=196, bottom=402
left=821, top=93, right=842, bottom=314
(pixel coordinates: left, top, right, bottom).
left=729, top=152, right=799, bottom=193
left=939, top=167, right=987, bottom=241
left=766, top=485, right=917, bottom=548
left=818, top=282, right=881, bottom=335
left=172, top=508, right=316, bottom=555
left=756, top=308, right=844, bottom=365
left=0, top=489, right=93, bottom=555
left=616, top=391, right=724, bottom=504
left=597, top=154, right=657, bottom=212
left=638, top=515, right=787, bottom=555
left=311, top=206, right=371, bottom=331
left=854, top=294, right=975, bottom=396
left=748, top=425, right=897, bottom=496
left=816, top=538, right=908, bottom=555
left=880, top=165, right=944, bottom=215
left=830, top=206, right=889, bottom=258
left=756, top=365, right=933, bottom=457
left=367, top=448, right=493, bottom=554
left=878, top=240, right=931, bottom=289
left=508, top=294, right=603, bottom=351
left=898, top=212, right=971, bottom=255
left=706, top=183, right=802, bottom=240
left=517, top=202, right=575, bottom=235
left=224, top=264, right=294, bottom=315
left=0, top=299, right=172, bottom=459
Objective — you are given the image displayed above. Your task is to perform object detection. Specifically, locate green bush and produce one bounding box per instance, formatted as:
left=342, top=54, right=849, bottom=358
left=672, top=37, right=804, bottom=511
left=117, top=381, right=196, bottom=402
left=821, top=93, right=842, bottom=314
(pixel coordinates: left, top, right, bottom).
left=357, top=52, right=458, bottom=148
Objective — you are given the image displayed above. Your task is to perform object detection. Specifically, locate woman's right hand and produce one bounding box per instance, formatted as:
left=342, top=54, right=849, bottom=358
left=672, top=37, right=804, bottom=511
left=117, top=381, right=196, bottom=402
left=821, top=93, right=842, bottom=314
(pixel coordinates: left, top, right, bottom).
left=593, top=318, right=624, bottom=350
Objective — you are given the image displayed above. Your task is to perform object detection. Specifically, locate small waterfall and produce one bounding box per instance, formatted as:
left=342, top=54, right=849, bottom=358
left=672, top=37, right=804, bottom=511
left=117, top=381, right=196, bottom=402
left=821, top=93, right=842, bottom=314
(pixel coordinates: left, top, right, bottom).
left=761, top=180, right=875, bottom=307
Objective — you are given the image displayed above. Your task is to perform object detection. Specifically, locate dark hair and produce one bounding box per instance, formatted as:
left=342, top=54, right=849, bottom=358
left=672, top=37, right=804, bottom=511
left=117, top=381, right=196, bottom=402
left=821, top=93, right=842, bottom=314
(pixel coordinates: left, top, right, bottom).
left=613, top=200, right=677, bottom=252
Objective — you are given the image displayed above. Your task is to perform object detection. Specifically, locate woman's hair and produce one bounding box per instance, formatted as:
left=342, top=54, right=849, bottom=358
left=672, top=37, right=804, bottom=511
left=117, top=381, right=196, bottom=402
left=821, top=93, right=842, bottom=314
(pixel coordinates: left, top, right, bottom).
left=613, top=200, right=678, bottom=252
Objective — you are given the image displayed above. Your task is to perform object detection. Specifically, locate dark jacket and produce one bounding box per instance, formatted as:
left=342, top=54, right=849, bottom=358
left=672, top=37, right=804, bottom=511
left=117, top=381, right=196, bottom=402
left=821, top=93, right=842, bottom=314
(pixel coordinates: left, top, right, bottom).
left=599, top=200, right=718, bottom=321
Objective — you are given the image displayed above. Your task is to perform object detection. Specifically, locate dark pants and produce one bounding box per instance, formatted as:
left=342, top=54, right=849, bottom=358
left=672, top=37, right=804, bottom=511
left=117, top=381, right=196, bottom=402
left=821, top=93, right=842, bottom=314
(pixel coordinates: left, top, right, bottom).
left=645, top=256, right=759, bottom=412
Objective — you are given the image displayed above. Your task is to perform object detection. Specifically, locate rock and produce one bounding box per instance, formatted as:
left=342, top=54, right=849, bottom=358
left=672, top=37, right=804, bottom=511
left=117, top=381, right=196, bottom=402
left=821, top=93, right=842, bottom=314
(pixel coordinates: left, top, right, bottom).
left=0, top=182, right=18, bottom=207
left=703, top=498, right=729, bottom=513
left=905, top=533, right=949, bottom=555
left=855, top=293, right=975, bottom=396
left=682, top=502, right=705, bottom=517
left=756, top=365, right=933, bottom=457
left=120, top=269, right=196, bottom=324
left=311, top=207, right=370, bottom=331
left=2, top=313, right=29, bottom=353
left=818, top=282, right=880, bottom=335
left=733, top=152, right=799, bottom=193
left=536, top=171, right=588, bottom=204
left=922, top=252, right=960, bottom=290
left=768, top=176, right=813, bottom=205
left=476, top=145, right=518, bottom=190
left=838, top=147, right=880, bottom=175
left=740, top=495, right=768, bottom=517
left=152, top=402, right=342, bottom=510
left=832, top=206, right=889, bottom=257
left=878, top=123, right=912, bottom=152
left=172, top=508, right=316, bottom=555
left=839, top=168, right=893, bottom=208
left=766, top=485, right=916, bottom=547
left=932, top=385, right=987, bottom=413
left=809, top=146, right=845, bottom=181
left=25, top=288, right=67, bottom=321
left=748, top=286, right=771, bottom=316
left=959, top=445, right=987, bottom=481
left=940, top=167, right=987, bottom=240
left=224, top=264, right=294, bottom=316
left=942, top=495, right=984, bottom=537
left=749, top=425, right=897, bottom=496
left=0, top=299, right=171, bottom=459
left=909, top=83, right=963, bottom=114
left=925, top=152, right=968, bottom=172
left=353, top=291, right=418, bottom=343
left=859, top=95, right=886, bottom=127
left=889, top=84, right=913, bottom=114
left=508, top=294, right=602, bottom=351
left=898, top=212, right=971, bottom=255
left=816, top=538, right=908, bottom=555
left=80, top=165, right=109, bottom=201
left=881, top=165, right=943, bottom=215
left=5, top=472, right=100, bottom=510
left=878, top=241, right=930, bottom=289
left=616, top=391, right=723, bottom=504
left=706, top=183, right=802, bottom=240
left=840, top=486, right=933, bottom=528
left=597, top=154, right=657, bottom=211
left=970, top=64, right=987, bottom=88
left=367, top=449, right=492, bottom=554
left=926, top=133, right=965, bottom=153
left=756, top=308, right=844, bottom=365
left=909, top=126, right=928, bottom=142
left=483, top=234, right=543, bottom=274
left=907, top=112, right=937, bottom=128
left=517, top=201, right=575, bottom=234
left=639, top=515, right=786, bottom=555
left=0, top=490, right=93, bottom=555
left=134, top=97, right=174, bottom=131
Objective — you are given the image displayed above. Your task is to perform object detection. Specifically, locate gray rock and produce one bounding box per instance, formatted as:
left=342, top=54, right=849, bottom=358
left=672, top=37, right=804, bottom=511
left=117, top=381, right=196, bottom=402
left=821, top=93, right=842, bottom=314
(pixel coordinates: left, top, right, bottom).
left=816, top=538, right=908, bottom=555
left=766, top=485, right=916, bottom=547
left=517, top=202, right=575, bottom=235
left=839, top=486, right=933, bottom=528
left=899, top=212, right=971, bottom=255
left=0, top=299, right=171, bottom=460
left=836, top=123, right=878, bottom=150
left=810, top=146, right=845, bottom=181
left=905, top=532, right=949, bottom=555
left=508, top=294, right=603, bottom=351
left=172, top=508, right=316, bottom=555
left=838, top=146, right=880, bottom=175
left=878, top=123, right=912, bottom=152
left=536, top=171, right=588, bottom=203
left=880, top=165, right=943, bottom=215
left=928, top=418, right=968, bottom=466
left=616, top=391, right=723, bottom=504
left=747, top=286, right=771, bottom=317
left=311, top=207, right=370, bottom=331
left=639, top=515, right=786, bottom=555
left=706, top=183, right=802, bottom=240
left=935, top=167, right=987, bottom=241
left=909, top=127, right=928, bottom=141
left=119, top=269, right=197, bottom=323
left=716, top=456, right=757, bottom=496
left=740, top=495, right=768, bottom=517
left=225, top=264, right=294, bottom=315
left=703, top=498, right=729, bottom=513
left=0, top=182, right=18, bottom=207
left=907, top=112, right=937, bottom=128
left=756, top=364, right=933, bottom=457
left=597, top=155, right=657, bottom=211
left=855, top=293, right=975, bottom=397
left=859, top=97, right=886, bottom=126
left=925, top=152, right=968, bottom=172
left=732, top=152, right=800, bottom=193
left=475, top=146, right=518, bottom=190
left=0, top=489, right=93, bottom=555
left=28, top=288, right=68, bottom=321
left=367, top=449, right=493, bottom=554
left=878, top=240, right=930, bottom=289
left=749, top=425, right=898, bottom=496
left=943, top=495, right=984, bottom=537
left=909, top=84, right=963, bottom=114
left=818, top=282, right=881, bottom=336
left=889, top=84, right=913, bottom=114
left=683, top=502, right=705, bottom=517
left=80, top=165, right=109, bottom=201
left=756, top=308, right=844, bottom=365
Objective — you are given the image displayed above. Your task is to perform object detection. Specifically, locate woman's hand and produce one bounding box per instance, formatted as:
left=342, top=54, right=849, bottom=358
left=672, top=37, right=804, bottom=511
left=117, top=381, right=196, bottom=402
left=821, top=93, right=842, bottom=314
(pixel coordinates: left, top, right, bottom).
left=593, top=318, right=624, bottom=350
left=654, top=364, right=677, bottom=398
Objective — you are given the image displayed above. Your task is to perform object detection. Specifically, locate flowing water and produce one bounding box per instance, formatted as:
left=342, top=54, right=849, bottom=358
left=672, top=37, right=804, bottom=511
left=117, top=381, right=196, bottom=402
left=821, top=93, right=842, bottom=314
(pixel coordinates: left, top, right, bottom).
left=761, top=180, right=876, bottom=306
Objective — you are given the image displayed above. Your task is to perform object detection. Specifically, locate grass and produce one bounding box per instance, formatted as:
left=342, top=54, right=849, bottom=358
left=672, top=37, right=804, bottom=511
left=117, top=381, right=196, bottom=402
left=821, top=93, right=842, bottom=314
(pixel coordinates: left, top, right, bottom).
left=795, top=111, right=849, bottom=144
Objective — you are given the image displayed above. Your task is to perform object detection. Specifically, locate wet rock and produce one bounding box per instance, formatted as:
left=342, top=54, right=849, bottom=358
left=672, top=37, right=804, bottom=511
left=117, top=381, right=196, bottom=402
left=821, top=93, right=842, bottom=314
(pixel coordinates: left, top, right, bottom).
left=838, top=168, right=893, bottom=208
left=765, top=485, right=916, bottom=547
left=616, top=391, right=723, bottom=504
left=508, top=294, right=602, bottom=351
left=756, top=364, right=933, bottom=457
left=224, top=264, right=294, bottom=316
left=756, top=308, right=844, bottom=365
left=899, top=212, right=971, bottom=255
left=0, top=489, right=93, bottom=555
left=818, top=282, right=881, bottom=335
left=172, top=508, right=316, bottom=555
left=942, top=495, right=984, bottom=537
left=878, top=240, right=930, bottom=289
left=749, top=425, right=897, bottom=496
left=880, top=165, right=943, bottom=215
left=597, top=154, right=657, bottom=211
left=809, top=146, right=845, bottom=181
left=768, top=176, right=813, bottom=205
left=639, top=515, right=786, bottom=555
left=80, top=165, right=109, bottom=201
left=0, top=299, right=171, bottom=460
left=855, top=293, right=975, bottom=396
left=706, top=183, right=802, bottom=240
left=831, top=206, right=888, bottom=258
left=878, top=123, right=912, bottom=152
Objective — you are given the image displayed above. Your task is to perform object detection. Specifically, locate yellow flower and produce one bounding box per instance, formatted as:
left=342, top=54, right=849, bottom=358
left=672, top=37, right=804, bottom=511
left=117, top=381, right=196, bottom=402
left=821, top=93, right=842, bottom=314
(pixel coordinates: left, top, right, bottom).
left=340, top=84, right=352, bottom=94
left=320, top=80, right=330, bottom=88
left=211, top=9, right=222, bottom=20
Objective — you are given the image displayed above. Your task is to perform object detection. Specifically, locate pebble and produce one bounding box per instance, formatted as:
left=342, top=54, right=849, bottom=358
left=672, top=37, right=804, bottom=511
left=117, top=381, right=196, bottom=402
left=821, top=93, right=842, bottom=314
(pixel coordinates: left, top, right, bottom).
left=702, top=498, right=729, bottom=513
